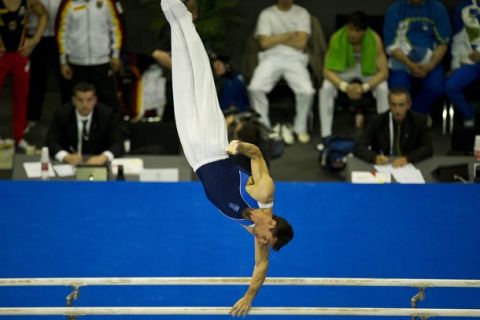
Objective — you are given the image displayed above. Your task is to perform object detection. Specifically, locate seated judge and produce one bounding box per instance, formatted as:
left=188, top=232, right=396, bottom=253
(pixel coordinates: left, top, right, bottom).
left=46, top=82, right=124, bottom=165
left=354, top=88, right=433, bottom=167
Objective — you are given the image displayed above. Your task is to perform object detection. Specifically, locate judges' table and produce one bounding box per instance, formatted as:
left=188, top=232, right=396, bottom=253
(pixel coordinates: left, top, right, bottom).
left=346, top=156, right=477, bottom=182
left=12, top=154, right=193, bottom=181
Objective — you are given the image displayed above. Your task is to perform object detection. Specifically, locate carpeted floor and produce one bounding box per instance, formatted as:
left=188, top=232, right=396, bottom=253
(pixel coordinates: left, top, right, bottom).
left=0, top=181, right=479, bottom=319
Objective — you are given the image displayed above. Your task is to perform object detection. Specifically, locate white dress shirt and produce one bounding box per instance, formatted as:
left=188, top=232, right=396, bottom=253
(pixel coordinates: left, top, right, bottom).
left=55, top=111, right=114, bottom=162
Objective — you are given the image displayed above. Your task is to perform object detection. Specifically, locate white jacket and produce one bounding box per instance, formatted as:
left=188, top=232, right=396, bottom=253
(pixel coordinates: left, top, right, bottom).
left=56, top=0, right=123, bottom=65
left=451, top=0, right=480, bottom=69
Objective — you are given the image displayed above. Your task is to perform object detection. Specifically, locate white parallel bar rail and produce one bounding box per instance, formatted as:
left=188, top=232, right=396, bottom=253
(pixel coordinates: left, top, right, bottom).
left=1, top=277, right=480, bottom=288
left=1, top=307, right=480, bottom=317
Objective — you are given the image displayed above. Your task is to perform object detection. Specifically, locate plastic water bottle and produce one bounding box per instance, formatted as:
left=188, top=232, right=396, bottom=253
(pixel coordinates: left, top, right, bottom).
left=474, top=136, right=480, bottom=183
left=474, top=135, right=480, bottom=161
left=116, top=165, right=125, bottom=181
left=40, top=146, right=50, bottom=180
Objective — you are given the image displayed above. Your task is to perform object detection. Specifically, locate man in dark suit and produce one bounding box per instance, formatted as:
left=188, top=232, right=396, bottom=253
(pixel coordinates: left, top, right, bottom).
left=354, top=88, right=433, bottom=167
left=46, top=82, right=124, bottom=165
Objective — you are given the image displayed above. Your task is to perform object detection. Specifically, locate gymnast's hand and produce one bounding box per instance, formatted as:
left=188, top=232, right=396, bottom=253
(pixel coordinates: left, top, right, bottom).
left=226, top=140, right=240, bottom=155
left=230, top=295, right=253, bottom=317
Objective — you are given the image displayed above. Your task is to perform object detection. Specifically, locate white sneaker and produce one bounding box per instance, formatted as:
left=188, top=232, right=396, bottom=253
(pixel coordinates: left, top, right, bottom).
left=297, top=132, right=311, bottom=144
left=17, top=139, right=36, bottom=154
left=273, top=123, right=281, bottom=134
left=281, top=124, right=294, bottom=145
left=17, top=139, right=30, bottom=150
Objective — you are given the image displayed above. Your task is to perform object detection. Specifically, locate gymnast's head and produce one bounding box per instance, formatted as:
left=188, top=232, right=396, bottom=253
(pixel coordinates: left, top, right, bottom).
left=243, top=208, right=294, bottom=251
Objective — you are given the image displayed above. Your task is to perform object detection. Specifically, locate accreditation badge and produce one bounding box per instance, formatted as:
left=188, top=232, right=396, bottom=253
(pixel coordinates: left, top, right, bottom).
left=18, top=5, right=26, bottom=17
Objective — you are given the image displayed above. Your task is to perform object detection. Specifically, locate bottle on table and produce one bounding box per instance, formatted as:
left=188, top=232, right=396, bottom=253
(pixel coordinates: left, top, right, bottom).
left=40, top=147, right=50, bottom=180
left=474, top=135, right=480, bottom=161
left=474, top=136, right=480, bottom=183
left=116, top=165, right=125, bottom=181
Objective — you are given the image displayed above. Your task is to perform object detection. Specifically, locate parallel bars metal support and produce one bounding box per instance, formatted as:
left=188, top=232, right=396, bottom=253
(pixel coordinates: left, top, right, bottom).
left=0, top=277, right=478, bottom=317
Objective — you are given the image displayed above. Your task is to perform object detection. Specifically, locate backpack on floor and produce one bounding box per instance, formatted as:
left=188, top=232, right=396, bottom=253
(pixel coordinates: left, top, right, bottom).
left=320, top=136, right=355, bottom=171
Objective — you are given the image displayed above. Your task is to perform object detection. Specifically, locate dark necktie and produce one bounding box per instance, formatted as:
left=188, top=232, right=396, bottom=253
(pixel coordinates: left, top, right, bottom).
left=394, top=123, right=402, bottom=156
left=81, top=120, right=89, bottom=153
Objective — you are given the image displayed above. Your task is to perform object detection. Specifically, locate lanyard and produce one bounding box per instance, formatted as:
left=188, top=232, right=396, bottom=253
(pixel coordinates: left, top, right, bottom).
left=389, top=112, right=394, bottom=156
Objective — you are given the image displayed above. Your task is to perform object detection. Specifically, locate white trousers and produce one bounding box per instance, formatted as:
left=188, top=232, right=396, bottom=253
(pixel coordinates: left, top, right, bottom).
left=248, top=54, right=315, bottom=134
left=161, top=0, right=228, bottom=171
left=319, top=67, right=389, bottom=138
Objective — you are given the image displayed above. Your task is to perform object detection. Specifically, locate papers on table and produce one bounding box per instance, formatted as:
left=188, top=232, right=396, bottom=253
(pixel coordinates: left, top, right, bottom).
left=139, top=168, right=179, bottom=182
left=352, top=171, right=391, bottom=184
left=374, top=163, right=425, bottom=184
left=23, top=158, right=181, bottom=181
left=23, top=162, right=55, bottom=178
left=111, top=158, right=144, bottom=175
left=53, top=164, right=75, bottom=177
left=112, top=158, right=180, bottom=181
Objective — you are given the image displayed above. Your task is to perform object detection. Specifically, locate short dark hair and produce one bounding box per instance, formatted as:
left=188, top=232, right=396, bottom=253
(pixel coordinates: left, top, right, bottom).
left=347, top=11, right=369, bottom=30
left=73, top=82, right=96, bottom=96
left=237, top=121, right=260, bottom=145
left=388, top=88, right=411, bottom=103
left=271, top=215, right=294, bottom=251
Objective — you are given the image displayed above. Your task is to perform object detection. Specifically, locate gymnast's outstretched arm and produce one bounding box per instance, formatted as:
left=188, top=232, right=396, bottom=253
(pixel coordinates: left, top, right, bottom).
left=230, top=239, right=269, bottom=317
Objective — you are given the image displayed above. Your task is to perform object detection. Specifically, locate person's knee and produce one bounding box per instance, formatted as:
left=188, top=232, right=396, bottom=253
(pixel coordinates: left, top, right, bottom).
left=372, top=81, right=388, bottom=98
left=445, top=78, right=463, bottom=98
left=423, top=79, right=445, bottom=97
left=375, top=81, right=388, bottom=93
left=445, top=81, right=455, bottom=99
left=320, top=80, right=336, bottom=95
left=248, top=84, right=267, bottom=95
left=293, top=86, right=315, bottom=98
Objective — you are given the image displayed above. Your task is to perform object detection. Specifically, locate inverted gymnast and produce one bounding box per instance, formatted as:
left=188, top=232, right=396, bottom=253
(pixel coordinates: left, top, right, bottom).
left=160, top=0, right=294, bottom=316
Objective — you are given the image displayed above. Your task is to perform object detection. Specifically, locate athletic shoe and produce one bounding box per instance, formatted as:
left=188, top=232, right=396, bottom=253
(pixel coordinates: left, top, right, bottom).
left=17, top=139, right=36, bottom=154
left=281, top=124, right=294, bottom=145
left=297, top=133, right=310, bottom=144
left=273, top=123, right=281, bottom=134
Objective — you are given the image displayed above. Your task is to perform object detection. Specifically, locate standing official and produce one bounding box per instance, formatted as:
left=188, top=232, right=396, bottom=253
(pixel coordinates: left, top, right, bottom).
left=0, top=0, right=47, bottom=148
left=56, top=0, right=123, bottom=110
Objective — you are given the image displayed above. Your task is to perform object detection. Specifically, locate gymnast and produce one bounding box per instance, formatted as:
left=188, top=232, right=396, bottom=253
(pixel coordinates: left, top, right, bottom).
left=160, top=0, right=294, bottom=316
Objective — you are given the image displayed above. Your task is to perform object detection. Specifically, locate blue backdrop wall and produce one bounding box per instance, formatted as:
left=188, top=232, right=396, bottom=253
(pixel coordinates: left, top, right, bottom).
left=0, top=181, right=479, bottom=320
